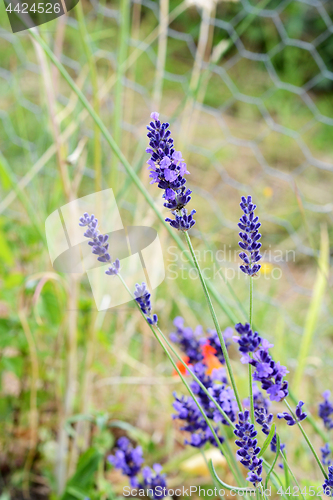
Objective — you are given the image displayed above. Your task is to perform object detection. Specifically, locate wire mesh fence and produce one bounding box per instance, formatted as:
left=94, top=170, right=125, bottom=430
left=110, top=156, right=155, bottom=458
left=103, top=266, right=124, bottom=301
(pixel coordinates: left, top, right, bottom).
left=0, top=0, right=332, bottom=351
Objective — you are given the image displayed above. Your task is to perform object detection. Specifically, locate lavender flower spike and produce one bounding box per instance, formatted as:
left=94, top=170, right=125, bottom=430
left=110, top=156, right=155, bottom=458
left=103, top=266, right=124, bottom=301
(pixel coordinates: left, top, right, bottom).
left=323, top=465, right=333, bottom=497
left=321, top=443, right=332, bottom=466
left=134, top=282, right=158, bottom=325
left=319, top=390, right=333, bottom=430
left=108, top=437, right=143, bottom=478
left=140, top=464, right=167, bottom=499
left=238, top=196, right=262, bottom=276
left=233, top=323, right=289, bottom=402
left=79, top=213, right=121, bottom=275
left=234, top=410, right=263, bottom=486
left=277, top=401, right=307, bottom=426
left=146, top=112, right=195, bottom=231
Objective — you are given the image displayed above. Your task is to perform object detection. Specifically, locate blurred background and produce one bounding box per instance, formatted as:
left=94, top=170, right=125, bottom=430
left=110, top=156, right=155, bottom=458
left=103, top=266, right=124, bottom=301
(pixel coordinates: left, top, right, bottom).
left=0, top=0, right=332, bottom=497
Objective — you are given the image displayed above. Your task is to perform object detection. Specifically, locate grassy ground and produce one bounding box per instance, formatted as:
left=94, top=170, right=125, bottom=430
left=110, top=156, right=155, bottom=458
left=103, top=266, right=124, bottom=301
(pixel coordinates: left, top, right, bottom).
left=0, top=0, right=332, bottom=498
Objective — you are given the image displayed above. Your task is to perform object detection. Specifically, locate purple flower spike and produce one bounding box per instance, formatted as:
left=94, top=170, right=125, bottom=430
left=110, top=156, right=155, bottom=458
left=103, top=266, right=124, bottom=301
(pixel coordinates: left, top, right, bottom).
left=165, top=209, right=196, bottom=231
left=140, top=464, right=167, bottom=499
left=277, top=401, right=307, bottom=426
left=134, top=282, right=158, bottom=325
left=234, top=410, right=263, bottom=486
left=173, top=392, right=224, bottom=449
left=234, top=323, right=262, bottom=354
left=319, top=391, right=333, bottom=430
left=108, top=437, right=144, bottom=477
left=169, top=317, right=205, bottom=364
left=108, top=437, right=168, bottom=498
left=238, top=196, right=262, bottom=276
left=233, top=323, right=289, bottom=402
left=323, top=465, right=333, bottom=497
left=106, top=258, right=120, bottom=275
left=146, top=112, right=196, bottom=231
left=321, top=443, right=332, bottom=466
left=79, top=213, right=121, bottom=273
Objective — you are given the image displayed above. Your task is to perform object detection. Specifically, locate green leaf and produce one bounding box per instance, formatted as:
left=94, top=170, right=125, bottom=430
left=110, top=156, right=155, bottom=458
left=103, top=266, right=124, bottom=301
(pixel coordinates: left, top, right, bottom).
left=0, top=228, right=13, bottom=266
left=0, top=156, right=12, bottom=190
left=61, top=448, right=101, bottom=500
left=66, top=488, right=89, bottom=500
left=258, top=423, right=276, bottom=458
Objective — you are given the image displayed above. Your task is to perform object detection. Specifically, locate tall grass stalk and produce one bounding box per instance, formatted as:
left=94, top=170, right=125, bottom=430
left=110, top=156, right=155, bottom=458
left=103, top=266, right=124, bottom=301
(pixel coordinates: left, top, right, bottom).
left=183, top=0, right=273, bottom=147
left=153, top=0, right=169, bottom=109
left=57, top=275, right=79, bottom=493
left=75, top=5, right=104, bottom=468
left=76, top=2, right=102, bottom=192
left=293, top=225, right=329, bottom=393
left=110, top=0, right=131, bottom=190
left=179, top=3, right=213, bottom=151
left=18, top=307, right=39, bottom=496
left=52, top=15, right=66, bottom=96
left=0, top=152, right=45, bottom=241
left=30, top=34, right=71, bottom=199
left=123, top=0, right=142, bottom=158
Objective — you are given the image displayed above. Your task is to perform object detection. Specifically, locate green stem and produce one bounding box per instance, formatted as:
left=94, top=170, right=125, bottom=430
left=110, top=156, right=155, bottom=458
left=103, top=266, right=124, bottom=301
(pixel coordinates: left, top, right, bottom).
left=284, top=400, right=327, bottom=479
left=249, top=277, right=255, bottom=424
left=279, top=449, right=306, bottom=500
left=184, top=231, right=243, bottom=412
left=249, top=277, right=253, bottom=327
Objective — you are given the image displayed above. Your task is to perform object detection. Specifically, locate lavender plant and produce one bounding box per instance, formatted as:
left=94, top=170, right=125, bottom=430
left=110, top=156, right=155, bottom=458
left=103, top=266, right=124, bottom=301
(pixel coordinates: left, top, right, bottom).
left=143, top=112, right=330, bottom=493
left=76, top=112, right=331, bottom=498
